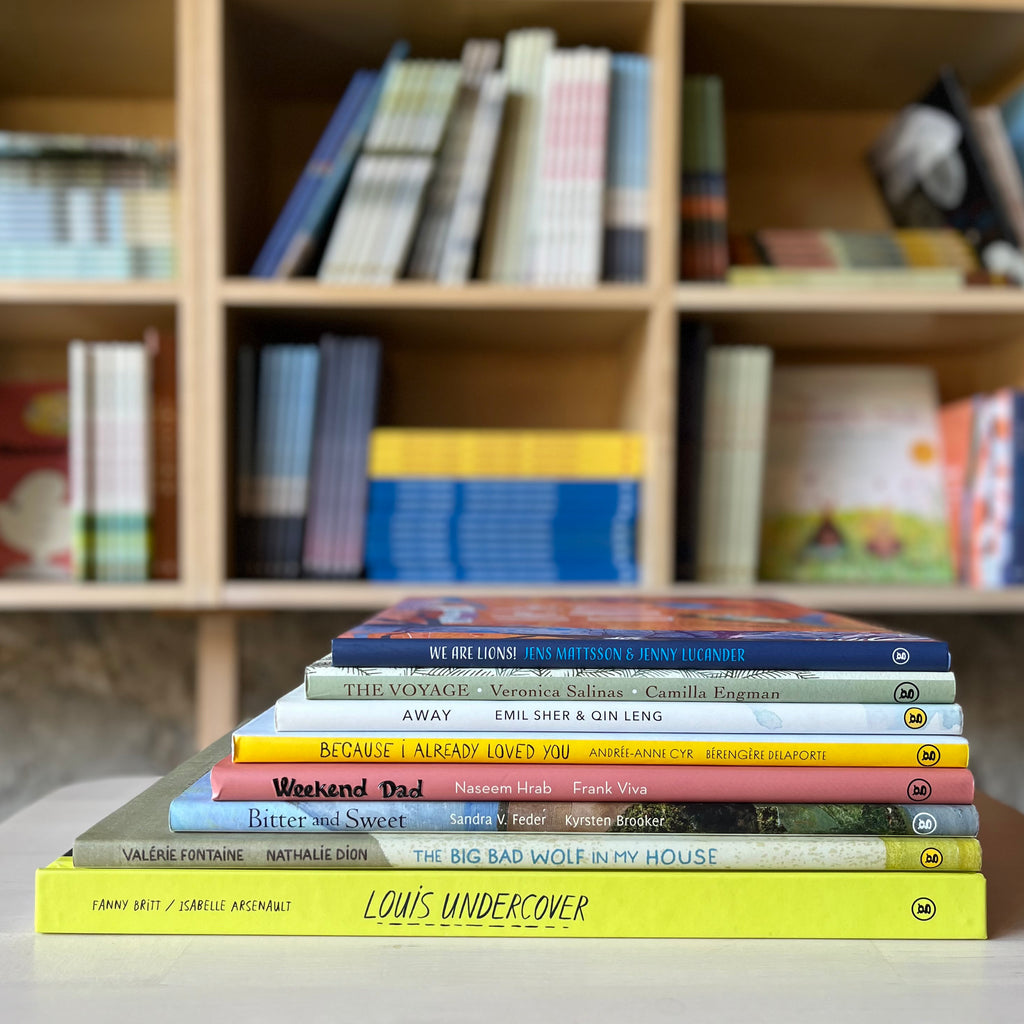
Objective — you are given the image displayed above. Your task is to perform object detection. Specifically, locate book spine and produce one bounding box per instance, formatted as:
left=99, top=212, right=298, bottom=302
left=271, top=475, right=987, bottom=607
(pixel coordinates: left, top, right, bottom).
left=146, top=329, right=177, bottom=578
left=454, top=668, right=947, bottom=708
left=210, top=761, right=975, bottom=805
left=170, top=796, right=979, bottom=837
left=35, top=861, right=987, bottom=937
left=73, top=834, right=981, bottom=872
left=275, top=696, right=964, bottom=735
left=328, top=636, right=951, bottom=671
left=231, top=731, right=969, bottom=768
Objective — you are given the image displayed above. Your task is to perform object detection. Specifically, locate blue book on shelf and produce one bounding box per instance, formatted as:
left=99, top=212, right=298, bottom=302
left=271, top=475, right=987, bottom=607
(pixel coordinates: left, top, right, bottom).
left=272, top=40, right=409, bottom=277
left=250, top=75, right=374, bottom=277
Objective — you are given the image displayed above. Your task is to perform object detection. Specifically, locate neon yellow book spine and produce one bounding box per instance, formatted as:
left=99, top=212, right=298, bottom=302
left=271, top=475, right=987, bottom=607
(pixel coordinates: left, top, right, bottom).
left=231, top=732, right=969, bottom=768
left=35, top=858, right=986, bottom=938
left=367, top=429, right=644, bottom=478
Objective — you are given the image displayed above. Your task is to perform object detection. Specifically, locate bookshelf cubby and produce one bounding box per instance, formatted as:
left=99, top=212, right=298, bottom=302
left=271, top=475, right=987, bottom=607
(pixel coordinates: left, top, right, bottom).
left=7, top=0, right=1024, bottom=745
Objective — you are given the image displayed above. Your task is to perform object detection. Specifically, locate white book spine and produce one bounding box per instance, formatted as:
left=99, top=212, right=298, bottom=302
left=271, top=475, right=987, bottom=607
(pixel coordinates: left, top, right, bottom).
left=274, top=688, right=965, bottom=735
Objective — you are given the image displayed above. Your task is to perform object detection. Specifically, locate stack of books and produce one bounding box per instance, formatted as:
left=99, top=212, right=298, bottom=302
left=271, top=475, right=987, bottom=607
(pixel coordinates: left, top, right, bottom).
left=363, top=429, right=642, bottom=582
left=727, top=228, right=986, bottom=288
left=234, top=335, right=381, bottom=579
left=251, top=32, right=651, bottom=286
left=0, top=131, right=175, bottom=280
left=66, top=333, right=178, bottom=582
left=37, top=596, right=985, bottom=938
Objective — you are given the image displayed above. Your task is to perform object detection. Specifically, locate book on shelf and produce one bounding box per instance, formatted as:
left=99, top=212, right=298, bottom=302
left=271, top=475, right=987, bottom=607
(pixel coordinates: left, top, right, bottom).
left=146, top=329, right=178, bottom=579
left=695, top=344, right=772, bottom=584
left=365, top=430, right=641, bottom=584
left=249, top=50, right=405, bottom=278
left=0, top=380, right=69, bottom=579
left=680, top=75, right=728, bottom=282
left=248, top=31, right=650, bottom=286
left=941, top=388, right=1024, bottom=587
left=760, top=365, right=954, bottom=584
left=725, top=228, right=993, bottom=285
left=406, top=40, right=503, bottom=283
left=0, top=130, right=176, bottom=281
left=868, top=66, right=1024, bottom=283
left=235, top=335, right=381, bottom=579
left=39, top=596, right=985, bottom=939
left=68, top=340, right=155, bottom=582
left=477, top=28, right=556, bottom=282
left=603, top=54, right=650, bottom=283
left=317, top=58, right=463, bottom=283
left=529, top=47, right=612, bottom=287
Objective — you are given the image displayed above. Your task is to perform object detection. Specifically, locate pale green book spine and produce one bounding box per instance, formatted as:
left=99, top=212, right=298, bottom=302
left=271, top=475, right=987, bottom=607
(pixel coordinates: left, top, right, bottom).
left=304, top=660, right=957, bottom=704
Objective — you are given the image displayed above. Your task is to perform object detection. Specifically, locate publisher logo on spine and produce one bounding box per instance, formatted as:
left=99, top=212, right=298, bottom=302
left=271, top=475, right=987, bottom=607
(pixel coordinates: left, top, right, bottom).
left=920, top=848, right=943, bottom=869
left=916, top=744, right=941, bottom=766
left=894, top=683, right=920, bottom=703
left=912, top=897, right=936, bottom=921
left=904, top=707, right=927, bottom=730
left=892, top=647, right=910, bottom=666
left=907, top=778, right=932, bottom=802
left=912, top=811, right=938, bottom=835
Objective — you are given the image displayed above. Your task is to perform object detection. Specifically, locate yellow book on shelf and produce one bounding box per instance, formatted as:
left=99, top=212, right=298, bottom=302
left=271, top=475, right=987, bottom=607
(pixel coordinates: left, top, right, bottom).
left=35, top=858, right=986, bottom=938
left=367, top=429, right=644, bottom=478
left=231, top=717, right=970, bottom=768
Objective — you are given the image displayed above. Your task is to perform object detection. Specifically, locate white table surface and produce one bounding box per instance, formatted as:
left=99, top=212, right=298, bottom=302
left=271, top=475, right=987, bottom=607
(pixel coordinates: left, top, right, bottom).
left=1, top=777, right=1023, bottom=1023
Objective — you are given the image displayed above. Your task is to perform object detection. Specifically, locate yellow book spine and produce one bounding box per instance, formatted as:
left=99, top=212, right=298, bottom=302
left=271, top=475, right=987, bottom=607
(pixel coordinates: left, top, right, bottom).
left=231, top=733, right=969, bottom=768
left=35, top=858, right=986, bottom=938
left=367, top=429, right=644, bottom=478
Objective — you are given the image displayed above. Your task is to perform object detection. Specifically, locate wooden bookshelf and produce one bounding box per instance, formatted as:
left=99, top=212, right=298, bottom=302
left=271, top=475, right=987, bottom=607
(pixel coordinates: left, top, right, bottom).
left=8, top=0, right=1024, bottom=744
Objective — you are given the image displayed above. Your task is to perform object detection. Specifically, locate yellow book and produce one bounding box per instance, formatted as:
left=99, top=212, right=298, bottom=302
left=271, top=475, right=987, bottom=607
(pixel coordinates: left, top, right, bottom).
left=35, top=858, right=986, bottom=938
left=232, top=717, right=970, bottom=768
left=367, top=429, right=644, bottom=479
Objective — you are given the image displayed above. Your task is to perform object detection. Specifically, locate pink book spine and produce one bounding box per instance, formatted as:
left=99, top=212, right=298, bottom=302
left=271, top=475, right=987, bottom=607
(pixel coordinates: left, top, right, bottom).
left=209, top=758, right=974, bottom=805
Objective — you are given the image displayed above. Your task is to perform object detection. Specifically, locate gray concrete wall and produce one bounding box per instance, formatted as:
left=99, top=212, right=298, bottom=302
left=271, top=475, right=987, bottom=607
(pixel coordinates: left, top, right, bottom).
left=1, top=610, right=1022, bottom=825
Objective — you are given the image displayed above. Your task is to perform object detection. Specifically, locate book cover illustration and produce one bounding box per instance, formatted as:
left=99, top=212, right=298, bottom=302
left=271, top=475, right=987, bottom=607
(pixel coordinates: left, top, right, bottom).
left=760, top=367, right=954, bottom=583
left=331, top=595, right=950, bottom=670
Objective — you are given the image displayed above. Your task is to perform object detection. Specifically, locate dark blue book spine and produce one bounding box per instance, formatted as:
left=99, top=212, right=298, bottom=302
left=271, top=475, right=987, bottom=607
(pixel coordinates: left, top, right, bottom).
left=251, top=78, right=369, bottom=276
left=330, top=636, right=951, bottom=671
